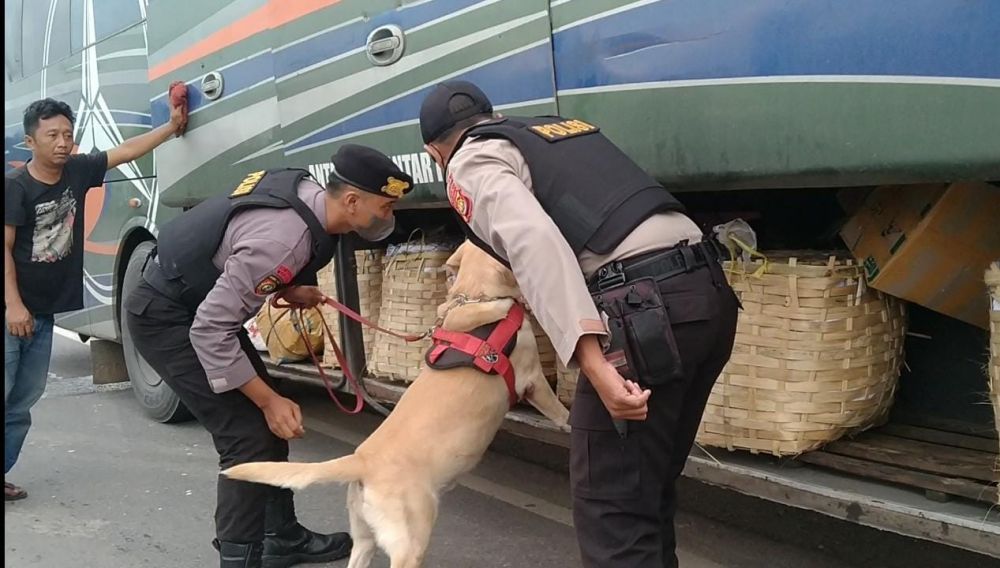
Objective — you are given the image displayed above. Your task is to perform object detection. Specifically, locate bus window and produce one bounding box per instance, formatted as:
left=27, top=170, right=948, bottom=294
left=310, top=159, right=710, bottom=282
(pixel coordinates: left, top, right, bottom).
left=46, top=0, right=73, bottom=66
left=70, top=0, right=83, bottom=53
left=20, top=0, right=50, bottom=77
left=5, top=0, right=23, bottom=80
left=20, top=0, right=73, bottom=74
left=70, top=0, right=143, bottom=52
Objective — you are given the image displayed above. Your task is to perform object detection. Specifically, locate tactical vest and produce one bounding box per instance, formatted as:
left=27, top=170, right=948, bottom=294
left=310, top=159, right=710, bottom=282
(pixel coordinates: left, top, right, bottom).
left=449, top=116, right=685, bottom=265
left=155, top=168, right=336, bottom=309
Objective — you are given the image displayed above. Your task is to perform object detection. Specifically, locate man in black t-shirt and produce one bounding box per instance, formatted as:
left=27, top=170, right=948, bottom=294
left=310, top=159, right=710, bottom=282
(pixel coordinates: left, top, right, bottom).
left=4, top=97, right=187, bottom=501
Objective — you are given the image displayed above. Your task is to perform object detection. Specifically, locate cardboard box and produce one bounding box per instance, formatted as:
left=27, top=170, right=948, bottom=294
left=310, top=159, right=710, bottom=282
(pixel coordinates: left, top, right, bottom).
left=839, top=181, right=1000, bottom=329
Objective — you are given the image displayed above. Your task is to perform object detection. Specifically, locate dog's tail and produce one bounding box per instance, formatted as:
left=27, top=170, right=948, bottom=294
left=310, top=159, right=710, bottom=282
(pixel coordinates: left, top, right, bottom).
left=222, top=455, right=364, bottom=490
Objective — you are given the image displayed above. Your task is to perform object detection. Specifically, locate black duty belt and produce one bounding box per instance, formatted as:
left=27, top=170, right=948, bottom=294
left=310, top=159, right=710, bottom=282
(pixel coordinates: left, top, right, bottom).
left=587, top=239, right=724, bottom=293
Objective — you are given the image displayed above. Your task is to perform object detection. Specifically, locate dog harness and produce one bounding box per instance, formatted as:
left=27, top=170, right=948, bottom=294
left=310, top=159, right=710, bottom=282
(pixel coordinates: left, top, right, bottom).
left=424, top=302, right=526, bottom=409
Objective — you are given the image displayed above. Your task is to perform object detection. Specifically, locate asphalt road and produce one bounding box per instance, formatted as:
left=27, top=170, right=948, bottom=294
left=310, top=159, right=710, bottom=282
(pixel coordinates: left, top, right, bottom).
left=4, top=333, right=993, bottom=567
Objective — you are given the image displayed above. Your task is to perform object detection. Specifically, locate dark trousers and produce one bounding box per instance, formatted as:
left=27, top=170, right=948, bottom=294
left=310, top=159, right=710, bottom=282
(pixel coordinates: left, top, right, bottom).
left=125, top=275, right=295, bottom=544
left=570, top=260, right=739, bottom=568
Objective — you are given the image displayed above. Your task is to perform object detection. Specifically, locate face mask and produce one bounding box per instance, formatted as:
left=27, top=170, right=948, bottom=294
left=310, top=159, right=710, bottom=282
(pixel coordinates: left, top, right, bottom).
left=350, top=200, right=396, bottom=242
left=355, top=214, right=395, bottom=242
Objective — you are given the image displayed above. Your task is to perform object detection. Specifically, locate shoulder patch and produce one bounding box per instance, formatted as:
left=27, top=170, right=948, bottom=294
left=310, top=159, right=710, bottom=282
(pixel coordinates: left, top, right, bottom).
left=447, top=173, right=473, bottom=223
left=231, top=170, right=266, bottom=198
left=528, top=119, right=599, bottom=142
left=254, top=274, right=282, bottom=296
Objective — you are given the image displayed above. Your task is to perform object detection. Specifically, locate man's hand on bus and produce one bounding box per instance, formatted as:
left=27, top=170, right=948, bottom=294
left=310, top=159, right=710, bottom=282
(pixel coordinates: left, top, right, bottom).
left=6, top=303, right=34, bottom=338
left=168, top=95, right=188, bottom=136
left=106, top=82, right=190, bottom=170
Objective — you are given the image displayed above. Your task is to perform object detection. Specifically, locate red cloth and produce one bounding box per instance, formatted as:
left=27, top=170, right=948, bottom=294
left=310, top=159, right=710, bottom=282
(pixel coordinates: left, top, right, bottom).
left=168, top=81, right=189, bottom=136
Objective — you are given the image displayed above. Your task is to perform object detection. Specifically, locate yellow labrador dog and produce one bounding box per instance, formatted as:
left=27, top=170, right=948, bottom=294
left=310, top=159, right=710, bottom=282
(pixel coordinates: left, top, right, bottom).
left=224, top=242, right=570, bottom=568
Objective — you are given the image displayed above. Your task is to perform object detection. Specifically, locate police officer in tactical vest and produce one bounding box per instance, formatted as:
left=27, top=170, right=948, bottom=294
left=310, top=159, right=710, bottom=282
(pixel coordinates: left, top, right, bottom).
left=124, top=145, right=413, bottom=568
left=419, top=81, right=739, bottom=568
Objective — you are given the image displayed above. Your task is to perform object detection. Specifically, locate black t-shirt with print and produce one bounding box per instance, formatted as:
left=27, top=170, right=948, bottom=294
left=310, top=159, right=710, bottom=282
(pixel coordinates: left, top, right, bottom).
left=4, top=152, right=108, bottom=315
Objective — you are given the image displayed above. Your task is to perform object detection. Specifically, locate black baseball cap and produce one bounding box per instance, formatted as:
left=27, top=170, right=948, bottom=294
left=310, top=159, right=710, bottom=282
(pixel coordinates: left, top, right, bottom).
left=328, top=144, right=413, bottom=199
left=419, top=80, right=494, bottom=144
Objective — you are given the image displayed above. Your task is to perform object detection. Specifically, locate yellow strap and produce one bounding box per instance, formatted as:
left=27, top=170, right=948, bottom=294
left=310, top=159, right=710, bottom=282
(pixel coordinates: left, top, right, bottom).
left=722, top=235, right=769, bottom=279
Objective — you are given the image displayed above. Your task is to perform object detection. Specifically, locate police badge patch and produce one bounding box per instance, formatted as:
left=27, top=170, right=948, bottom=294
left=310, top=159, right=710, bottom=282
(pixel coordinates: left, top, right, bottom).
left=447, top=173, right=472, bottom=223
left=381, top=176, right=410, bottom=198
left=254, top=274, right=282, bottom=296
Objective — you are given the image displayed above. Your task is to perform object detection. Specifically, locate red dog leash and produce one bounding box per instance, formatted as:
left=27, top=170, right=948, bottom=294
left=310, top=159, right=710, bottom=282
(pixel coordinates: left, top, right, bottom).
left=269, top=293, right=522, bottom=415
left=321, top=296, right=429, bottom=342
left=268, top=295, right=429, bottom=415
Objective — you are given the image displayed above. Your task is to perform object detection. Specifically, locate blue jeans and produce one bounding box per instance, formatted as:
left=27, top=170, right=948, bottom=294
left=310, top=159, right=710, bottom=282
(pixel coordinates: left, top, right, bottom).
left=4, top=315, right=54, bottom=474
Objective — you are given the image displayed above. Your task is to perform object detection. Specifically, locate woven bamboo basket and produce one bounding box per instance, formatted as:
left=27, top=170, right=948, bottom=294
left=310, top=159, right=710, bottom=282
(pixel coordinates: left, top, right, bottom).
left=318, top=250, right=385, bottom=369
left=557, top=362, right=579, bottom=408
left=316, top=263, right=338, bottom=367
left=696, top=251, right=907, bottom=457
left=986, top=262, right=1000, bottom=503
left=369, top=238, right=457, bottom=382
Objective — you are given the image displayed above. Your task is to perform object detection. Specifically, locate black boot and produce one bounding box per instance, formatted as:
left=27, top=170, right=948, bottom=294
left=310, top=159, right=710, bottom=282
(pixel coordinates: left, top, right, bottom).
left=214, top=539, right=263, bottom=568
left=262, top=489, right=352, bottom=568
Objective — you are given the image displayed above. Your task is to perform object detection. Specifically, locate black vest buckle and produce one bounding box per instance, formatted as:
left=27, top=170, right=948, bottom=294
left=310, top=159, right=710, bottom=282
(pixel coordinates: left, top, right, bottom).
left=594, top=262, right=626, bottom=292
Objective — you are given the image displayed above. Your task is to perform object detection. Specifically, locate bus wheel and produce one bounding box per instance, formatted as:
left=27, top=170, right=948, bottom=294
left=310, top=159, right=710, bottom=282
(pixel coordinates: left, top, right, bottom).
left=120, top=241, right=193, bottom=424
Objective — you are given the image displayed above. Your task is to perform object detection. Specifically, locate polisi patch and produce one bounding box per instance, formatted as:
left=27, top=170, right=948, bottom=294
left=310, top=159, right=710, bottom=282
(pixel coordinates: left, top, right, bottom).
left=528, top=119, right=599, bottom=142
left=447, top=173, right=472, bottom=223
left=231, top=170, right=265, bottom=197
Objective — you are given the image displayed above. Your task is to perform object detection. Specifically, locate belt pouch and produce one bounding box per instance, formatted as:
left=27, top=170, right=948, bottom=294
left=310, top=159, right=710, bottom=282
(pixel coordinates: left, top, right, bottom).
left=591, top=278, right=683, bottom=386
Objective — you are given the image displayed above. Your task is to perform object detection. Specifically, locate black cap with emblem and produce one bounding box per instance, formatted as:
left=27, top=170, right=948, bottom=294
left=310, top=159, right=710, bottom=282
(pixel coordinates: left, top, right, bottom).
left=419, top=80, right=494, bottom=144
left=328, top=144, right=414, bottom=199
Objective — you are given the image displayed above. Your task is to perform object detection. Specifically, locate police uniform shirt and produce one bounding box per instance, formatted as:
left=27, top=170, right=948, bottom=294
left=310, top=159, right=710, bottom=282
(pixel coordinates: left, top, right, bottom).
left=447, top=137, right=702, bottom=368
left=189, top=179, right=327, bottom=393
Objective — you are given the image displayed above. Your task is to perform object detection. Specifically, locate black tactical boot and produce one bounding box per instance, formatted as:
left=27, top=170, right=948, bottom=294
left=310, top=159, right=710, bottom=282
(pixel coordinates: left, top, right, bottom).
left=214, top=539, right=263, bottom=568
left=262, top=489, right=353, bottom=568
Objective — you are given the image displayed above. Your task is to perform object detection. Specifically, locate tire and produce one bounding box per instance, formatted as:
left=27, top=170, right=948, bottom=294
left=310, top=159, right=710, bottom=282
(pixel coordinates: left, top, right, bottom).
left=120, top=241, right=193, bottom=424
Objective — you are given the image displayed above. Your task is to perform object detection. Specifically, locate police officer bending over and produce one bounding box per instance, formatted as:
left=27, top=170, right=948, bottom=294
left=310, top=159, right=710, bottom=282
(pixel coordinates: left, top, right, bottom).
left=124, top=145, right=413, bottom=568
left=419, top=81, right=739, bottom=568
